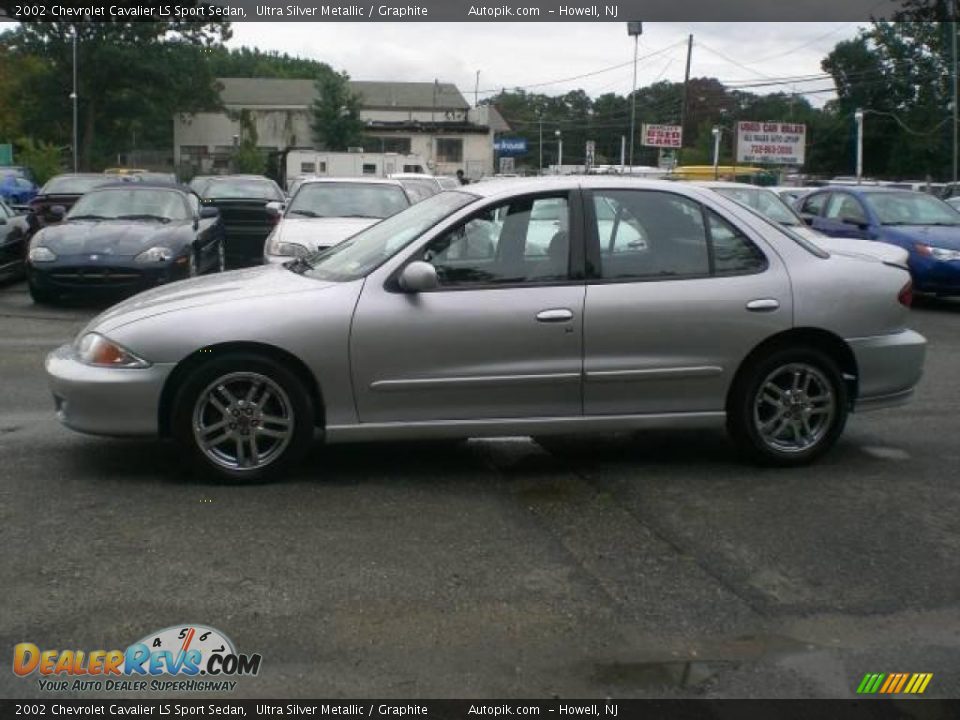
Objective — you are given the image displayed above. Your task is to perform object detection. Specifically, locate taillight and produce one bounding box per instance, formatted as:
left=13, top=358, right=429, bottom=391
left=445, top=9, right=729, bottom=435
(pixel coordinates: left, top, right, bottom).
left=898, top=279, right=913, bottom=307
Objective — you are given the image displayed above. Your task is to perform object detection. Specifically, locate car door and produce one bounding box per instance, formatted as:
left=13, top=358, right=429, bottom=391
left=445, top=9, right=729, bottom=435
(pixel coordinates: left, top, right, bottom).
left=350, top=191, right=586, bottom=424
left=818, top=192, right=874, bottom=239
left=582, top=188, right=793, bottom=415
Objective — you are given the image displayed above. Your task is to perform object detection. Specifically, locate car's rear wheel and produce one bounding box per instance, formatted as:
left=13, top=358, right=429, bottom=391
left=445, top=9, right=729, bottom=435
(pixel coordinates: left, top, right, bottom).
left=172, top=354, right=315, bottom=482
left=727, top=346, right=848, bottom=466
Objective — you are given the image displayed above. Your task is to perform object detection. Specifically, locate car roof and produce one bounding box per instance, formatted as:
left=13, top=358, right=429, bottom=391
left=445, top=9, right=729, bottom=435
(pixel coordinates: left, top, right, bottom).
left=459, top=176, right=733, bottom=203
left=389, top=173, right=438, bottom=180
left=812, top=185, right=924, bottom=195
left=299, top=176, right=405, bottom=187
left=95, top=181, right=192, bottom=193
left=692, top=181, right=770, bottom=190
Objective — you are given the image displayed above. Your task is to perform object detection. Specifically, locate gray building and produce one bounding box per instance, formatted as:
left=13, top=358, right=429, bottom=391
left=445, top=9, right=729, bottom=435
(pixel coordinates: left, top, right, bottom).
left=174, top=78, right=510, bottom=179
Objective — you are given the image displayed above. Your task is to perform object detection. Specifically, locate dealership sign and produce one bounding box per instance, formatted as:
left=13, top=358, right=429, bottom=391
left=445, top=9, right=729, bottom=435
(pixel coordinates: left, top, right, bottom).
left=493, top=137, right=528, bottom=156
left=736, top=121, right=806, bottom=165
left=641, top=124, right=682, bottom=149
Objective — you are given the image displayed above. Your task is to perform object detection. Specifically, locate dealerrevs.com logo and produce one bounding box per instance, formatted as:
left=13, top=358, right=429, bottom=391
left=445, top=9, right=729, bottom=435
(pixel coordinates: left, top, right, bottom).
left=13, top=624, right=262, bottom=693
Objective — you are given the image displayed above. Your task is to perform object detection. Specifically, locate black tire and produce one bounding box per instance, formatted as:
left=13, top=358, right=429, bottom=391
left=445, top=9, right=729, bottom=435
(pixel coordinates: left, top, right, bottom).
left=727, top=346, right=848, bottom=467
left=28, top=282, right=56, bottom=304
left=171, top=353, right=316, bottom=483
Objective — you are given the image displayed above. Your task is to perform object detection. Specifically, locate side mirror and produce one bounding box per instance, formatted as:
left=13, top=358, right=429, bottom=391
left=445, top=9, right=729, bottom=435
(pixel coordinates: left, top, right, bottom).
left=800, top=215, right=815, bottom=226
left=841, top=216, right=867, bottom=228
left=50, top=205, right=66, bottom=220
left=265, top=201, right=283, bottom=217
left=199, top=206, right=219, bottom=219
left=399, top=261, right=439, bottom=293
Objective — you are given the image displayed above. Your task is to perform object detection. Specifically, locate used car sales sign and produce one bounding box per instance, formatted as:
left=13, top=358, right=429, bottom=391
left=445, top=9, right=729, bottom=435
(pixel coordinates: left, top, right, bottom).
left=642, top=124, right=682, bottom=149
left=735, top=121, right=806, bottom=165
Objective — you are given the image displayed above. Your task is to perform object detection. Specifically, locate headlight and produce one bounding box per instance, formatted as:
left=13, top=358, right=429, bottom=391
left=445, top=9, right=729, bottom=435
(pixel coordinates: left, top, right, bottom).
left=29, top=246, right=57, bottom=262
left=269, top=240, right=310, bottom=257
left=75, top=333, right=150, bottom=368
left=134, top=246, right=174, bottom=263
left=915, top=244, right=960, bottom=262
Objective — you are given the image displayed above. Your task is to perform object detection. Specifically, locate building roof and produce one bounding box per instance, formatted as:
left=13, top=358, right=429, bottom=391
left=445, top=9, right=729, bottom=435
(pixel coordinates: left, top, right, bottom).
left=217, top=78, right=469, bottom=111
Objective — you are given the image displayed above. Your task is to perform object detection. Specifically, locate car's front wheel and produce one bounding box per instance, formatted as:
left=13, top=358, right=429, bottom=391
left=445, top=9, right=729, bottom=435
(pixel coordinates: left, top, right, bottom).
left=728, top=347, right=848, bottom=466
left=172, top=354, right=315, bottom=482
left=28, top=281, right=55, bottom=304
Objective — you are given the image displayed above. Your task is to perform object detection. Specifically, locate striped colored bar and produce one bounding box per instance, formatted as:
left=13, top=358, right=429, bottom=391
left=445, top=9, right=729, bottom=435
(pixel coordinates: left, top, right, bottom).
left=857, top=672, right=933, bottom=694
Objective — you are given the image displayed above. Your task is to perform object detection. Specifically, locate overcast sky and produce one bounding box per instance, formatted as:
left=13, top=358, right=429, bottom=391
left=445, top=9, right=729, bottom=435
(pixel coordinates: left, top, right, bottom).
left=226, top=22, right=865, bottom=106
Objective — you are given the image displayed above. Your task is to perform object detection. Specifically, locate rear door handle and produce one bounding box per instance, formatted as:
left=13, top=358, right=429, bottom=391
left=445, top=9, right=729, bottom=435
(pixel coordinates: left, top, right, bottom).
left=536, top=308, right=574, bottom=323
left=746, top=299, right=780, bottom=312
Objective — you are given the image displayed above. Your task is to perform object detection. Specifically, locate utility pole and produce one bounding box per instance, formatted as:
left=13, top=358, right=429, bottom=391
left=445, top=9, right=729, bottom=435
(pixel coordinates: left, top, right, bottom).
left=953, top=0, right=958, bottom=183
left=555, top=130, right=563, bottom=173
left=538, top=112, right=543, bottom=175
left=711, top=126, right=721, bottom=180
left=855, top=108, right=864, bottom=184
left=678, top=34, right=693, bottom=166
left=620, top=135, right=626, bottom=173
left=627, top=22, right=643, bottom=171
left=475, top=70, right=480, bottom=108
left=71, top=24, right=78, bottom=172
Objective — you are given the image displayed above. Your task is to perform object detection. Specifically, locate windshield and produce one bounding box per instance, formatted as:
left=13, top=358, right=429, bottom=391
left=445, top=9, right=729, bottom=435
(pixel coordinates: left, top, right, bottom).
left=67, top=189, right=189, bottom=221
left=41, top=176, right=110, bottom=195
left=287, top=182, right=410, bottom=219
left=201, top=177, right=283, bottom=201
left=863, top=191, right=960, bottom=226
left=302, top=190, right=476, bottom=282
left=714, top=187, right=801, bottom=225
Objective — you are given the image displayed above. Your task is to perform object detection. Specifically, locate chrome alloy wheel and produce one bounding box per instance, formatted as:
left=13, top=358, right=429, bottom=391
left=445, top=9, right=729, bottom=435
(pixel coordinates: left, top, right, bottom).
left=753, top=363, right=836, bottom=454
left=192, top=372, right=294, bottom=471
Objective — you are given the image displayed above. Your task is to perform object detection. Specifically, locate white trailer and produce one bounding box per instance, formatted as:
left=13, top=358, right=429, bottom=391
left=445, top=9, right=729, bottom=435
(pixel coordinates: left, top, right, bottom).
left=285, top=150, right=427, bottom=189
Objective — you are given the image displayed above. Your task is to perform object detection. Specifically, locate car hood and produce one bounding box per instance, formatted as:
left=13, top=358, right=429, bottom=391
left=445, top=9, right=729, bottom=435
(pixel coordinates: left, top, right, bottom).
left=36, top=220, right=183, bottom=255
left=89, top=263, right=335, bottom=335
left=882, top=224, right=960, bottom=250
left=277, top=216, right=379, bottom=251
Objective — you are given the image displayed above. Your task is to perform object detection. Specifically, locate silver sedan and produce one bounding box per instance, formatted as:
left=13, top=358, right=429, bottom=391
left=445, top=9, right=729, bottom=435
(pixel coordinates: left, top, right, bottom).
left=46, top=178, right=927, bottom=482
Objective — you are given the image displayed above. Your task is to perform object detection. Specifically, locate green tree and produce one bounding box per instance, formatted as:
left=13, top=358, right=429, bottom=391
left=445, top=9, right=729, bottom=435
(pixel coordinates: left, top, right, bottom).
left=310, top=72, right=364, bottom=151
left=14, top=137, right=63, bottom=185
left=0, top=17, right=230, bottom=170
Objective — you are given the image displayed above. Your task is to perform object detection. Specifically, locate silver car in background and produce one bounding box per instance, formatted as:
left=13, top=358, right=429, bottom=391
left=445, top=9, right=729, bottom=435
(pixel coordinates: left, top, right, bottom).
left=46, top=178, right=926, bottom=482
left=263, top=177, right=410, bottom=263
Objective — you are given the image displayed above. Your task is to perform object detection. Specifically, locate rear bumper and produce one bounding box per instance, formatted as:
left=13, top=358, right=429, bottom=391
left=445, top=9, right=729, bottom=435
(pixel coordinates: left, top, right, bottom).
left=45, top=344, right=174, bottom=436
left=847, top=329, right=926, bottom=412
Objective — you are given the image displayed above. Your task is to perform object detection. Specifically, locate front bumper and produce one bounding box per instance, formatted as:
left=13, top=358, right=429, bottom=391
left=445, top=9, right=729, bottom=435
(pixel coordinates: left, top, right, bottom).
left=45, top=344, right=175, bottom=437
left=28, top=256, right=189, bottom=297
left=847, top=329, right=927, bottom=412
left=910, top=255, right=960, bottom=295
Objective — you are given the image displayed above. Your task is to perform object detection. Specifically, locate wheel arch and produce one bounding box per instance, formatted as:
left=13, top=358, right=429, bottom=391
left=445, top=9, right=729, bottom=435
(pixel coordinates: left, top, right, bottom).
left=727, top=327, right=859, bottom=412
left=158, top=341, right=326, bottom=437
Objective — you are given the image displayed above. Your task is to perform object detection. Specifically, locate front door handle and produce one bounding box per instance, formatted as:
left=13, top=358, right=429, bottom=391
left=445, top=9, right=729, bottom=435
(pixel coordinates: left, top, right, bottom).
left=536, top=308, right=574, bottom=323
left=746, top=298, right=780, bottom=312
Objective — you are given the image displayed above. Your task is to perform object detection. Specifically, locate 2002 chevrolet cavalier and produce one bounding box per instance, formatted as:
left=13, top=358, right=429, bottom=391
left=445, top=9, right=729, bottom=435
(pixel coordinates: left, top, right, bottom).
left=46, top=178, right=927, bottom=482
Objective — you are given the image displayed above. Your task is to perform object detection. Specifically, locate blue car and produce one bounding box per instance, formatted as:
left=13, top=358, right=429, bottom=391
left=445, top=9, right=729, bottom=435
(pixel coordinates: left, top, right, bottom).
left=798, top=186, right=960, bottom=296
left=0, top=172, right=39, bottom=206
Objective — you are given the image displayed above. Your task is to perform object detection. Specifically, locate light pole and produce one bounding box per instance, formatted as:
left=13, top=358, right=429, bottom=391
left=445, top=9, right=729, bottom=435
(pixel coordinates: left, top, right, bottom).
left=854, top=108, right=864, bottom=184
left=71, top=24, right=78, bottom=172
left=555, top=130, right=563, bottom=174
left=711, top=126, right=721, bottom=179
left=627, top=22, right=643, bottom=171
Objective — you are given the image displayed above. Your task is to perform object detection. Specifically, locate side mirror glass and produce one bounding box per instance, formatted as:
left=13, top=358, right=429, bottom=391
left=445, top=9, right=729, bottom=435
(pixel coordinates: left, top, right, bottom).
left=50, top=205, right=66, bottom=219
left=265, top=201, right=283, bottom=217
left=399, top=261, right=439, bottom=293
left=199, top=206, right=219, bottom=219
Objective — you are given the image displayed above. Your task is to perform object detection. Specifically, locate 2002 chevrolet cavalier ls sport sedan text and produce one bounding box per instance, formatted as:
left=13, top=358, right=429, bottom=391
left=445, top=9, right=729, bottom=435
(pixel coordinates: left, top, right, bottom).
left=45, top=178, right=927, bottom=482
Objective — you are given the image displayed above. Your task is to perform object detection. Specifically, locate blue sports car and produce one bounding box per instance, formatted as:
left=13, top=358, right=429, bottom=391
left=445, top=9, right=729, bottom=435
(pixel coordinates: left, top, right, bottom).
left=798, top=186, right=960, bottom=296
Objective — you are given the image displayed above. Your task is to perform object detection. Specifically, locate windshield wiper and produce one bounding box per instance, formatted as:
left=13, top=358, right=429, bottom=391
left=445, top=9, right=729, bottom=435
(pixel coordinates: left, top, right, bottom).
left=69, top=214, right=111, bottom=221
left=288, top=209, right=319, bottom=218
left=339, top=214, right=381, bottom=219
left=117, top=214, right=171, bottom=223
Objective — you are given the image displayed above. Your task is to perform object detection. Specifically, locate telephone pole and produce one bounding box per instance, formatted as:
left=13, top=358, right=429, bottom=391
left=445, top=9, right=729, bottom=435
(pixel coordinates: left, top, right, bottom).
left=678, top=34, right=693, bottom=166
left=627, top=22, right=643, bottom=170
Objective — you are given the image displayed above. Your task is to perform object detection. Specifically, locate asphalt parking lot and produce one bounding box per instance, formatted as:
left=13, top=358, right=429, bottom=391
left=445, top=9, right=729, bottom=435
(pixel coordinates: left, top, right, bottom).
left=1, top=278, right=958, bottom=699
